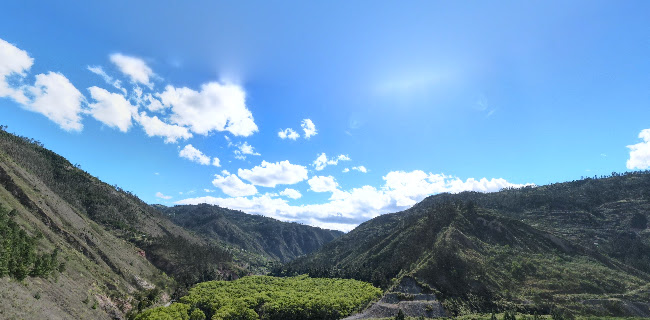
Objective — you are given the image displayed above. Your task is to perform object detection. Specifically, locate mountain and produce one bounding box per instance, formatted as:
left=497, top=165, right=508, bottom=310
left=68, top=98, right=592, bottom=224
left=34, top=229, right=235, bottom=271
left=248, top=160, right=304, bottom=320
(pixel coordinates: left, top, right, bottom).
left=0, top=127, right=340, bottom=319
left=161, top=204, right=343, bottom=263
left=279, top=172, right=650, bottom=317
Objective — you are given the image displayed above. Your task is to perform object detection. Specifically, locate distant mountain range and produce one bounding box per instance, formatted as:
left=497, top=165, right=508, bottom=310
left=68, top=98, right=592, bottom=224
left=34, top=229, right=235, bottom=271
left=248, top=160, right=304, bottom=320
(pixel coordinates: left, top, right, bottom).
left=280, top=172, right=650, bottom=317
left=2, top=126, right=650, bottom=319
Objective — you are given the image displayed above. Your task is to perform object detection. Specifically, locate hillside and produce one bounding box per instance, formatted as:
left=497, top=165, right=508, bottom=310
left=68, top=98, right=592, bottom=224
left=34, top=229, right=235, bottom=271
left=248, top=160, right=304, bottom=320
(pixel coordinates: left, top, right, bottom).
left=279, top=173, right=650, bottom=317
left=0, top=128, right=341, bottom=319
left=161, top=204, right=343, bottom=263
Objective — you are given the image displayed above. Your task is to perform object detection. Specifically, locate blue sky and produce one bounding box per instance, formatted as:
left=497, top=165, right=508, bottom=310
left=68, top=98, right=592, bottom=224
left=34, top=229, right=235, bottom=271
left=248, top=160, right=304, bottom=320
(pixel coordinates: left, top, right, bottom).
left=1, top=1, right=649, bottom=231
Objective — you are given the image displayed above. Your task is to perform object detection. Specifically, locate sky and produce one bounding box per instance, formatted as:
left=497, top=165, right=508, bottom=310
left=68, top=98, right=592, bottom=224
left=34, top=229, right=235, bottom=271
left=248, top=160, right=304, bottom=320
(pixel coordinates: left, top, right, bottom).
left=0, top=1, right=649, bottom=231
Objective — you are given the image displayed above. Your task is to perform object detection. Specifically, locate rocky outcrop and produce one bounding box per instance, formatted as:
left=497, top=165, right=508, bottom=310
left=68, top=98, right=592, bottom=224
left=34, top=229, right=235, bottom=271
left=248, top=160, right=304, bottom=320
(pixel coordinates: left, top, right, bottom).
left=344, top=277, right=447, bottom=319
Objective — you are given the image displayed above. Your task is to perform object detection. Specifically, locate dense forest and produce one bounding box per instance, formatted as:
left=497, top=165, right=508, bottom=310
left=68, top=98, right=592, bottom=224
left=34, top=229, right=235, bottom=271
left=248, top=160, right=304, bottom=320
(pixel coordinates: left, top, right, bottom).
left=0, top=206, right=62, bottom=280
left=135, top=275, right=381, bottom=320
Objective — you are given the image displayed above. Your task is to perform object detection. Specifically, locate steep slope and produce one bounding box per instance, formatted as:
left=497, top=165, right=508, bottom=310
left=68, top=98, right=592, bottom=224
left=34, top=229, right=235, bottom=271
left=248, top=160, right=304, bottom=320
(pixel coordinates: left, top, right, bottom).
left=0, top=129, right=243, bottom=290
left=0, top=144, right=172, bottom=319
left=0, top=128, right=346, bottom=318
left=162, top=204, right=343, bottom=262
left=280, top=173, right=650, bottom=317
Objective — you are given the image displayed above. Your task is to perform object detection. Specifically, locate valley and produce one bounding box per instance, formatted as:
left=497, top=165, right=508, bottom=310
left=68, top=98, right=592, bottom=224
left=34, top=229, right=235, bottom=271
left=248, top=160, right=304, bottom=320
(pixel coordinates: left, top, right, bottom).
left=1, top=128, right=649, bottom=319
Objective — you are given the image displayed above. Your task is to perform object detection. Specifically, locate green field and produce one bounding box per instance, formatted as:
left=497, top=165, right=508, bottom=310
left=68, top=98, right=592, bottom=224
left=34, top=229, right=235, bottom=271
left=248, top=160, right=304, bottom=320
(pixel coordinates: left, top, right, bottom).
left=135, top=275, right=382, bottom=320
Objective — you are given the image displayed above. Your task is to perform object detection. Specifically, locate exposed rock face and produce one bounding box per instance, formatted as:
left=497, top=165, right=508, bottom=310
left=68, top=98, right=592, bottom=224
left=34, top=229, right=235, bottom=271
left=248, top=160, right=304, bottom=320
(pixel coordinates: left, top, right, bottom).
left=344, top=277, right=447, bottom=319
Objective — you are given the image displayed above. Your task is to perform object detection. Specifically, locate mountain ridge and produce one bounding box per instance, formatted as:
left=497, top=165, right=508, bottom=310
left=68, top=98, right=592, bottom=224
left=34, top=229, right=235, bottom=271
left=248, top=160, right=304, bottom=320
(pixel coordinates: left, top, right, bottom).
left=279, top=172, right=650, bottom=317
left=0, top=127, right=342, bottom=319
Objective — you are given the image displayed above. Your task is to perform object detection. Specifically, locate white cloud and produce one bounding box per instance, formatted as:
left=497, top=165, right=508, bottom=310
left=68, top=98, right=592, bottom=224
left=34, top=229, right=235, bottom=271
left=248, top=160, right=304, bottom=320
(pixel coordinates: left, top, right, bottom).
left=109, top=53, right=154, bottom=87
left=239, top=141, right=260, bottom=155
left=158, top=82, right=257, bottom=137
left=627, top=129, right=650, bottom=169
left=87, top=65, right=126, bottom=94
left=337, top=154, right=351, bottom=161
left=278, top=128, right=300, bottom=140
left=313, top=153, right=328, bottom=171
left=27, top=72, right=84, bottom=131
left=342, top=168, right=350, bottom=173
left=136, top=112, right=192, bottom=143
left=0, top=40, right=83, bottom=131
left=238, top=160, right=308, bottom=187
left=279, top=188, right=302, bottom=199
left=179, top=144, right=213, bottom=166
left=313, top=153, right=351, bottom=171
left=352, top=166, right=368, bottom=173
left=382, top=171, right=527, bottom=207
left=204, top=189, right=215, bottom=193
left=143, top=93, right=165, bottom=112
left=212, top=172, right=257, bottom=197
left=0, top=38, right=33, bottom=104
left=308, top=175, right=339, bottom=193
left=212, top=157, right=221, bottom=167
left=232, top=141, right=260, bottom=161
left=155, top=192, right=172, bottom=200
left=177, top=170, right=528, bottom=232
left=87, top=86, right=138, bottom=132
left=301, top=119, right=317, bottom=138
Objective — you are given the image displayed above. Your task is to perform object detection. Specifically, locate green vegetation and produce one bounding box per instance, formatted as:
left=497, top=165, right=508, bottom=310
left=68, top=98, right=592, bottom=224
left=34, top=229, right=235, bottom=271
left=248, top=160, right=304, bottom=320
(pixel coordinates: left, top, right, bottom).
left=280, top=173, right=650, bottom=316
left=0, top=206, right=61, bottom=280
left=163, top=204, right=343, bottom=263
left=0, top=127, right=343, bottom=293
left=135, top=275, right=382, bottom=320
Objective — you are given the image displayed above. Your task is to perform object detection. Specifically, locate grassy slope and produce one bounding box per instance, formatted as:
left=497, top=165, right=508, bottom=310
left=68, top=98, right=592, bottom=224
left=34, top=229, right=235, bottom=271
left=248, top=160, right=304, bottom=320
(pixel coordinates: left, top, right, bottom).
left=162, top=204, right=344, bottom=263
left=280, top=173, right=650, bottom=316
left=0, top=145, right=171, bottom=319
left=0, top=128, right=347, bottom=318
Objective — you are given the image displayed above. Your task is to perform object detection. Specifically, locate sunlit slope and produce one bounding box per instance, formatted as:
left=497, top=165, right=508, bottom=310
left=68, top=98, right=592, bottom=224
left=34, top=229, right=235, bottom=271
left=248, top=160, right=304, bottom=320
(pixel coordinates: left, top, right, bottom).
left=281, top=173, right=650, bottom=316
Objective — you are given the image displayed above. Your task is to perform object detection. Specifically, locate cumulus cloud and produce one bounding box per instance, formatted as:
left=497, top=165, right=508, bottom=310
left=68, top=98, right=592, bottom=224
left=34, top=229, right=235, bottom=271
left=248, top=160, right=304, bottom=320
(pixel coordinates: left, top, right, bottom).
left=342, top=168, right=350, bottom=173
left=0, top=38, right=33, bottom=104
left=158, top=82, right=257, bottom=137
left=301, top=119, right=317, bottom=138
left=352, top=166, right=368, bottom=173
left=279, top=188, right=302, bottom=199
left=177, top=170, right=529, bottom=232
left=109, top=53, right=155, bottom=88
left=313, top=153, right=351, bottom=171
left=179, top=144, right=219, bottom=166
left=87, top=86, right=138, bottom=132
left=212, top=157, right=221, bottom=167
left=25, top=72, right=85, bottom=131
left=136, top=112, right=192, bottom=143
left=308, top=175, right=339, bottom=193
left=278, top=128, right=300, bottom=140
left=212, top=171, right=258, bottom=197
left=238, top=160, right=308, bottom=187
left=627, top=129, right=650, bottom=169
left=0, top=39, right=85, bottom=131
left=155, top=192, right=172, bottom=200
left=382, top=171, right=527, bottom=207
left=232, top=141, right=261, bottom=160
